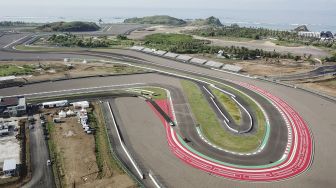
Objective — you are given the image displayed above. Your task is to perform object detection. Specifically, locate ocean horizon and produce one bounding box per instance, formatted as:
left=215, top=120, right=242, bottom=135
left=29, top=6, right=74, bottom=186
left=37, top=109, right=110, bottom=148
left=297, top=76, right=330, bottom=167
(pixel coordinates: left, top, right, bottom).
left=1, top=8, right=335, bottom=32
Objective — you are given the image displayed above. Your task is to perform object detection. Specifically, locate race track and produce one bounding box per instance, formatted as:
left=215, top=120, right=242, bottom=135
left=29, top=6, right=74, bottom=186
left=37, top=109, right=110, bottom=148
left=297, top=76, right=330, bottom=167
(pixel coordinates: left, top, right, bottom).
left=0, top=33, right=335, bottom=187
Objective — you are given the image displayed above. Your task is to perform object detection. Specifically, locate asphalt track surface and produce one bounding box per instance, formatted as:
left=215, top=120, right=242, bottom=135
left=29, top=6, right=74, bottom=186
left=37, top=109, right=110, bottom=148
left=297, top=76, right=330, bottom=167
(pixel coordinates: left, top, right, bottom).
left=0, top=74, right=315, bottom=186
left=22, top=116, right=55, bottom=188
left=271, top=65, right=336, bottom=81
left=201, top=84, right=253, bottom=133
left=0, top=34, right=335, bottom=187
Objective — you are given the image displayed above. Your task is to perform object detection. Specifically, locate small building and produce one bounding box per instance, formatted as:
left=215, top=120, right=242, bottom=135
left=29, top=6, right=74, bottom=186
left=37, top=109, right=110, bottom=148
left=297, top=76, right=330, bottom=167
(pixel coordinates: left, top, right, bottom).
left=152, top=50, right=167, bottom=56
left=42, top=100, right=68, bottom=108
left=142, top=48, right=155, bottom=54
left=130, top=46, right=145, bottom=51
left=222, top=64, right=243, bottom=73
left=0, top=96, right=26, bottom=117
left=164, top=52, right=179, bottom=59
left=176, top=55, right=192, bottom=62
left=190, top=58, right=207, bottom=65
left=71, top=101, right=89, bottom=109
left=0, top=123, right=10, bottom=136
left=3, top=159, right=17, bottom=176
left=205, top=61, right=224, bottom=68
left=298, top=31, right=321, bottom=39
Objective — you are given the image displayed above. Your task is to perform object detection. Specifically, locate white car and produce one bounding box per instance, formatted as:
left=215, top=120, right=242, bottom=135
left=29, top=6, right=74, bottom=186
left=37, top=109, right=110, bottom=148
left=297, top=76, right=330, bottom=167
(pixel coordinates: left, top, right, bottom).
left=47, top=159, right=51, bottom=166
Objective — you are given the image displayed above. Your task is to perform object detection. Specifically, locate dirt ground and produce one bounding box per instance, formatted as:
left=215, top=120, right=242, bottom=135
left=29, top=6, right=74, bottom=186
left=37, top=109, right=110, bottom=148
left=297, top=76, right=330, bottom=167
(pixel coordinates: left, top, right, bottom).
left=47, top=107, right=135, bottom=188
left=235, top=60, right=314, bottom=76
left=193, top=35, right=330, bottom=58
left=189, top=53, right=314, bottom=76
left=298, top=78, right=336, bottom=96
left=127, top=25, right=195, bottom=40
left=0, top=60, right=146, bottom=83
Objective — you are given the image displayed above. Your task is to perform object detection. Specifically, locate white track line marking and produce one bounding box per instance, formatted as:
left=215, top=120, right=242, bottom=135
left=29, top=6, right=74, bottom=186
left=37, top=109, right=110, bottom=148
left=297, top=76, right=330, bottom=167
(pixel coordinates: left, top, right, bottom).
left=107, top=102, right=144, bottom=179
left=3, top=35, right=29, bottom=48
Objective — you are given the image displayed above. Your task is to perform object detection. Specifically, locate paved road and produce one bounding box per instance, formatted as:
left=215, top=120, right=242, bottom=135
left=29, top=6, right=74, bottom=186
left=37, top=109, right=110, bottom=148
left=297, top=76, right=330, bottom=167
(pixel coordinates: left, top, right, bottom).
left=271, top=65, right=336, bottom=81
left=202, top=84, right=253, bottom=133
left=22, top=116, right=55, bottom=188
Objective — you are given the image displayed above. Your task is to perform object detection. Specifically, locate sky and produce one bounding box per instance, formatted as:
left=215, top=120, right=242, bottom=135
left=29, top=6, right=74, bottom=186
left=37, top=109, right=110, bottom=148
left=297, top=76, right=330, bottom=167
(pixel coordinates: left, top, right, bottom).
left=1, top=0, right=336, bottom=31
left=1, top=0, right=336, bottom=11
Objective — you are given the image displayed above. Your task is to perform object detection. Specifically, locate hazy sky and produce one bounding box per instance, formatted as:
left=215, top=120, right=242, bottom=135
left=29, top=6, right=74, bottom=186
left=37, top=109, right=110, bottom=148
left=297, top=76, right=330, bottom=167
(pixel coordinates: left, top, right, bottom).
left=1, top=0, right=335, bottom=11
left=1, top=0, right=336, bottom=31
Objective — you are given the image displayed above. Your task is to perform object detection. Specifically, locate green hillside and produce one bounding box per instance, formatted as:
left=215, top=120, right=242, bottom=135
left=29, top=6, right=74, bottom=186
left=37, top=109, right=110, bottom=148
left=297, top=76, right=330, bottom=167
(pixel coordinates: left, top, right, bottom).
left=190, top=16, right=223, bottom=27
left=37, top=21, right=100, bottom=32
left=124, top=15, right=187, bottom=26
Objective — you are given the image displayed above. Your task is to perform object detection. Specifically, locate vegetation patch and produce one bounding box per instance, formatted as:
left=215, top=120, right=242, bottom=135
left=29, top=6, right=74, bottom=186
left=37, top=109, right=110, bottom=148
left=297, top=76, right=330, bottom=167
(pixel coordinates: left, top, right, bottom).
left=133, top=87, right=168, bottom=100
left=37, top=21, right=100, bottom=32
left=187, top=24, right=336, bottom=50
left=210, top=88, right=242, bottom=125
left=47, top=34, right=135, bottom=48
left=46, top=122, right=64, bottom=188
left=189, top=16, right=223, bottom=27
left=181, top=80, right=266, bottom=152
left=0, top=64, right=34, bottom=77
left=89, top=105, right=125, bottom=179
left=143, top=33, right=208, bottom=53
left=144, top=33, right=303, bottom=60
left=124, top=15, right=186, bottom=26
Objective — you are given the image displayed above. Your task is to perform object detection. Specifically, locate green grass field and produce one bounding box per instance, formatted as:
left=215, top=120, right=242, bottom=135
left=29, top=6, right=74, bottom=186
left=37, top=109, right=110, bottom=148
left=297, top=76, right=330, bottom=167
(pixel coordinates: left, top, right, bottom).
left=210, top=88, right=241, bottom=125
left=181, top=80, right=266, bottom=152
left=137, top=87, right=168, bottom=100
left=0, top=64, right=35, bottom=77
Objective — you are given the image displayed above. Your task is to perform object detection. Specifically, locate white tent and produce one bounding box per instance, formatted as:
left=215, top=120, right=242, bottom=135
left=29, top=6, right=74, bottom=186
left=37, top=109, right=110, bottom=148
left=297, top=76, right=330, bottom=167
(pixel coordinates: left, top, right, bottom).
left=66, top=110, right=75, bottom=116
left=59, top=110, right=66, bottom=118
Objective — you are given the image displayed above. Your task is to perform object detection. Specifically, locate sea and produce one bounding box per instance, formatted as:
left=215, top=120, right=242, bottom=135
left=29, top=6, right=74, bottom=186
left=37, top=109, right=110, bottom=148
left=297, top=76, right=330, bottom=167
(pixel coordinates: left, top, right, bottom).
left=1, top=7, right=335, bottom=32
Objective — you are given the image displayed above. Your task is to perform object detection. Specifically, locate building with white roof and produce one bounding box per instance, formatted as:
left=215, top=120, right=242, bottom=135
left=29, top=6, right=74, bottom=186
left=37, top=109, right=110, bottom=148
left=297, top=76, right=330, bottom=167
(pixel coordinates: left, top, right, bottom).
left=205, top=61, right=224, bottom=68
left=142, top=48, right=155, bottom=54
left=164, top=52, right=179, bottom=59
left=3, top=159, right=17, bottom=176
left=298, top=32, right=321, bottom=38
left=176, top=55, right=193, bottom=62
left=130, top=46, right=144, bottom=51
left=153, top=50, right=167, bottom=56
left=222, top=64, right=243, bottom=73
left=190, top=58, right=207, bottom=65
left=42, top=100, right=68, bottom=108
left=72, top=101, right=90, bottom=109
left=0, top=96, right=26, bottom=117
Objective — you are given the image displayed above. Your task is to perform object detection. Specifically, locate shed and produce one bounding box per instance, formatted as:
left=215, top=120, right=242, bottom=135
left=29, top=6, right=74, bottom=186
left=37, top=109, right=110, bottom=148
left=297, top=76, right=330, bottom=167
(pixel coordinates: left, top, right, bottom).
left=222, top=64, right=243, bottom=73
left=153, top=50, right=167, bottom=56
left=190, top=58, right=207, bottom=65
left=164, top=52, right=178, bottom=59
left=205, top=61, right=224, bottom=68
left=176, top=55, right=192, bottom=62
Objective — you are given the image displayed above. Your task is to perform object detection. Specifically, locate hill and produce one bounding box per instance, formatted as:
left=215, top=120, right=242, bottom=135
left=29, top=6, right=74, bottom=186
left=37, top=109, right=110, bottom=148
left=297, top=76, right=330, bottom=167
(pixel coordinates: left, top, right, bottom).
left=37, top=21, right=100, bottom=32
left=124, top=15, right=187, bottom=26
left=294, top=25, right=309, bottom=32
left=190, top=16, right=223, bottom=27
